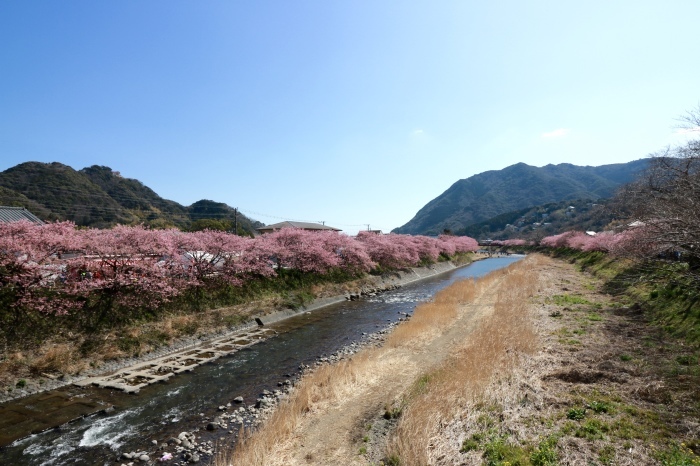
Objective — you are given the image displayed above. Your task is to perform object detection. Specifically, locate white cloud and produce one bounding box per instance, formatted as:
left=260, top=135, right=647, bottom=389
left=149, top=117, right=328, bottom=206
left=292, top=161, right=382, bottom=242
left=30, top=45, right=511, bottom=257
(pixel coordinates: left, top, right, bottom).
left=541, top=128, right=570, bottom=139
left=412, top=129, right=425, bottom=136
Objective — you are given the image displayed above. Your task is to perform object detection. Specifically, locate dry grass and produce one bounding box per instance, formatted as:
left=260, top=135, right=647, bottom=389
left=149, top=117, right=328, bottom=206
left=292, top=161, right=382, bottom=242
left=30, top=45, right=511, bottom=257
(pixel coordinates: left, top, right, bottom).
left=220, top=348, right=378, bottom=466
left=218, top=256, right=544, bottom=466
left=385, top=278, right=480, bottom=349
left=385, top=258, right=540, bottom=465
left=28, top=343, right=82, bottom=375
left=0, top=352, right=27, bottom=378
left=0, top=343, right=87, bottom=389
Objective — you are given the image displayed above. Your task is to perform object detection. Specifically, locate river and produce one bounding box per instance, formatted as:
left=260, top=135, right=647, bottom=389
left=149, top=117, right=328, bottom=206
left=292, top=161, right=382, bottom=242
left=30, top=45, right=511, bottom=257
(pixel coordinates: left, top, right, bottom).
left=0, top=256, right=522, bottom=465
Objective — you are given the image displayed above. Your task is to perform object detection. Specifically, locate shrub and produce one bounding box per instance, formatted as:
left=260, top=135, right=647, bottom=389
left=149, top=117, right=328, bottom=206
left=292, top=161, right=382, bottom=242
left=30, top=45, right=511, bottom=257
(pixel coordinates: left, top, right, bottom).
left=566, top=407, right=586, bottom=420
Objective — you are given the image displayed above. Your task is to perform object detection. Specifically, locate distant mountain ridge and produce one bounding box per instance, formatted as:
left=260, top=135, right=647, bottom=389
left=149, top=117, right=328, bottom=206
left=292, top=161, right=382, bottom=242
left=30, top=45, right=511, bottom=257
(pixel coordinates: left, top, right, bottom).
left=0, top=162, right=262, bottom=234
left=393, top=160, right=648, bottom=236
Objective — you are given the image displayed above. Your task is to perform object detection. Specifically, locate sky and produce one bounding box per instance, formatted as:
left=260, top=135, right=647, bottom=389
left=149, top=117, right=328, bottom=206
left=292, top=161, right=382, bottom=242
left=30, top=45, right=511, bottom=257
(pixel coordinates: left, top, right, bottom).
left=1, top=1, right=699, bottom=234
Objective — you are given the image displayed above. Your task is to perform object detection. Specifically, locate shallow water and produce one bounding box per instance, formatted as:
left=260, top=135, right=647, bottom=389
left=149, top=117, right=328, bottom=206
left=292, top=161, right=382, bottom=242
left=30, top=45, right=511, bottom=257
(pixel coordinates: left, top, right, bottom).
left=0, top=256, right=522, bottom=465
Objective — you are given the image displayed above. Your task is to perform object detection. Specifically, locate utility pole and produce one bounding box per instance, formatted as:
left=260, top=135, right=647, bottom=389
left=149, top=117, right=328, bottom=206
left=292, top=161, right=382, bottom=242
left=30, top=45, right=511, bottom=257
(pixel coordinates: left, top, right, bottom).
left=365, top=224, right=371, bottom=231
left=233, top=208, right=238, bottom=235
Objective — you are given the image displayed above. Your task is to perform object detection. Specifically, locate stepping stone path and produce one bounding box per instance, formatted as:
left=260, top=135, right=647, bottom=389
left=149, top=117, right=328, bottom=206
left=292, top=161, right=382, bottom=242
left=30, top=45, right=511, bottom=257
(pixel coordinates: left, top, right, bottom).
left=74, top=328, right=273, bottom=393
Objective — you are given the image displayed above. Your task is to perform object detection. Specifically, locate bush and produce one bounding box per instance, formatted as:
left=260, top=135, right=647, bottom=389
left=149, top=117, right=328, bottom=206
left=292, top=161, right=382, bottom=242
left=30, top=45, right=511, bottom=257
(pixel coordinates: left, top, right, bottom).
left=566, top=407, right=586, bottom=420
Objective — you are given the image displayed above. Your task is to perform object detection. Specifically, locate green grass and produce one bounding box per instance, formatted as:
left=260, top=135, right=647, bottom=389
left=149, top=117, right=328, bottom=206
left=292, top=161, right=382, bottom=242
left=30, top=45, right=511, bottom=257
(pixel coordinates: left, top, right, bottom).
left=558, top=338, right=581, bottom=345
left=587, top=400, right=614, bottom=414
left=566, top=407, right=586, bottom=420
left=676, top=355, right=699, bottom=366
left=549, top=249, right=700, bottom=344
left=598, top=445, right=616, bottom=465
left=549, top=294, right=593, bottom=306
left=574, top=418, right=609, bottom=441
left=385, top=455, right=401, bottom=466
left=654, top=442, right=700, bottom=466
left=483, top=436, right=530, bottom=466
left=461, top=436, right=480, bottom=452
left=530, top=437, right=558, bottom=466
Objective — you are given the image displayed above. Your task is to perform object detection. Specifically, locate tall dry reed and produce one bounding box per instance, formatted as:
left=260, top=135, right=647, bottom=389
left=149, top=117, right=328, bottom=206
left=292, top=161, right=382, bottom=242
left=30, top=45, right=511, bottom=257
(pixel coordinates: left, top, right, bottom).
left=219, top=348, right=376, bottom=466
left=385, top=277, right=484, bottom=349
left=386, top=257, right=540, bottom=465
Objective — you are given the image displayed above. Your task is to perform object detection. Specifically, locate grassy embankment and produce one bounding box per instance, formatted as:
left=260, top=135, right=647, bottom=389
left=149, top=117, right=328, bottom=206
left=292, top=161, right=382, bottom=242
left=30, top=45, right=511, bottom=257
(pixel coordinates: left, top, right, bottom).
left=551, top=248, right=700, bottom=344
left=0, top=253, right=475, bottom=397
left=441, top=251, right=700, bottom=466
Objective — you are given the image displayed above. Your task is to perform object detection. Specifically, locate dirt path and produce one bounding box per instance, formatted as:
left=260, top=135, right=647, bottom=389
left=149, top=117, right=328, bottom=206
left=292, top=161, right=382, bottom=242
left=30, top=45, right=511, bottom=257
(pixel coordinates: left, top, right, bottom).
left=260, top=274, right=507, bottom=466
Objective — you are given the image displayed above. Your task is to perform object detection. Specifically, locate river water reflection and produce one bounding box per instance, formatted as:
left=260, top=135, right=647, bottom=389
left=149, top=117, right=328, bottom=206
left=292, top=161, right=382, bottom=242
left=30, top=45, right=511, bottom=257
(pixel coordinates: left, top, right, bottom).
left=1, top=256, right=522, bottom=465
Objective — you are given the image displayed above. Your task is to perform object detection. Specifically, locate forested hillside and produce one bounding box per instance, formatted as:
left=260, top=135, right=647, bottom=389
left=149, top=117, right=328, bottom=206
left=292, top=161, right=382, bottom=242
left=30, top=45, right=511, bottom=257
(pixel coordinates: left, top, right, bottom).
left=458, top=198, right=616, bottom=240
left=0, top=162, right=262, bottom=234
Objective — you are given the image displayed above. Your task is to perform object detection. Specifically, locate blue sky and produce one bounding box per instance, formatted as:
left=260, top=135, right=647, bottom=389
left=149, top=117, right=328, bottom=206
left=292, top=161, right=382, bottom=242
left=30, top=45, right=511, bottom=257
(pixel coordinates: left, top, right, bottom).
left=1, top=1, right=698, bottom=234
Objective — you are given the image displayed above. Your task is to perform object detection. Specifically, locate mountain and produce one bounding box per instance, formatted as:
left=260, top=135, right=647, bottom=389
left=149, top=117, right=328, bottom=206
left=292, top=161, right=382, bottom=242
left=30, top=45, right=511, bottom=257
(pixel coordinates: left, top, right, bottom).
left=457, top=198, right=615, bottom=240
left=393, top=160, right=648, bottom=236
left=0, top=162, right=262, bottom=234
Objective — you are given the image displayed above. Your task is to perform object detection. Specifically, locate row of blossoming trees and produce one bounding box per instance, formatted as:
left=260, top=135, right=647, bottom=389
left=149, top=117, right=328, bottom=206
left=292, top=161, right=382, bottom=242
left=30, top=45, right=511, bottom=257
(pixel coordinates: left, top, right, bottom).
left=540, top=231, right=629, bottom=253
left=540, top=225, right=686, bottom=261
left=0, top=221, right=478, bottom=334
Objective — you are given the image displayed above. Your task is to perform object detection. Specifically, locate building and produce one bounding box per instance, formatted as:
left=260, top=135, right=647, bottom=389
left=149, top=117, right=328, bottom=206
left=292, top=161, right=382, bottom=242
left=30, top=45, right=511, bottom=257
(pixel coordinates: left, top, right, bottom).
left=0, top=206, right=44, bottom=225
left=256, top=221, right=342, bottom=234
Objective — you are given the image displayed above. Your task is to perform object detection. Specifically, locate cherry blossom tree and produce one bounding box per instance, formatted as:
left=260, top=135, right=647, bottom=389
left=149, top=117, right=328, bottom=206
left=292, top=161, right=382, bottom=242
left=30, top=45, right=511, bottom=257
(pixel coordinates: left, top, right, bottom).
left=356, top=232, right=419, bottom=269
left=0, top=220, right=86, bottom=342
left=260, top=228, right=341, bottom=274
left=64, top=226, right=182, bottom=326
left=1, top=222, right=479, bottom=336
left=540, top=231, right=578, bottom=248
left=357, top=232, right=477, bottom=269
left=449, top=235, right=479, bottom=253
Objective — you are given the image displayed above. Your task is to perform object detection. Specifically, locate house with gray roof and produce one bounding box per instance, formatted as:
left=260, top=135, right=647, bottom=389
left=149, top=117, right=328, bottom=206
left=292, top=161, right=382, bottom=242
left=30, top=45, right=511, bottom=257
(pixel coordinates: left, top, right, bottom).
left=257, top=221, right=341, bottom=234
left=0, top=206, right=44, bottom=224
